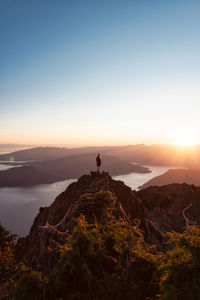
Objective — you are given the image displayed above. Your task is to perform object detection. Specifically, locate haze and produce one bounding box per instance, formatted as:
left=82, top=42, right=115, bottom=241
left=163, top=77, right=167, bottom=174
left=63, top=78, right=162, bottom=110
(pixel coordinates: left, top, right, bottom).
left=1, top=1, right=200, bottom=146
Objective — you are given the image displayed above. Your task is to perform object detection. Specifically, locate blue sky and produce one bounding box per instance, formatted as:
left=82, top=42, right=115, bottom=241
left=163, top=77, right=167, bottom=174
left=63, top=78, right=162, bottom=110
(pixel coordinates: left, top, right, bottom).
left=1, top=0, right=200, bottom=145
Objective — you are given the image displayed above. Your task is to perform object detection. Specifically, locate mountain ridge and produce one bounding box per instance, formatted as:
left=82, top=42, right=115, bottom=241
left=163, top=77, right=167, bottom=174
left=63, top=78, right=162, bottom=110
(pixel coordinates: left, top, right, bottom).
left=18, top=171, right=200, bottom=264
left=2, top=144, right=200, bottom=168
left=17, top=171, right=164, bottom=262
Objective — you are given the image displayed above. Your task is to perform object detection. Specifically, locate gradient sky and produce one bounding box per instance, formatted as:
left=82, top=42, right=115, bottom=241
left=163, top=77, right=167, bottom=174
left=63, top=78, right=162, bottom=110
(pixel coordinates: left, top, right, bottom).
left=1, top=0, right=200, bottom=146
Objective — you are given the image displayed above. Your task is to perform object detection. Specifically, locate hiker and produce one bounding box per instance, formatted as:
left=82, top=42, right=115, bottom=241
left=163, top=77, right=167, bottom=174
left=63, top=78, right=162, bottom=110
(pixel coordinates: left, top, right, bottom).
left=96, top=154, right=101, bottom=172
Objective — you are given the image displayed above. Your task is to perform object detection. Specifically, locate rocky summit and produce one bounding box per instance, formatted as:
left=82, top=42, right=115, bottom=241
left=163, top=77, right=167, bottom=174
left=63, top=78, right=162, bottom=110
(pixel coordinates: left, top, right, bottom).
left=18, top=172, right=200, bottom=263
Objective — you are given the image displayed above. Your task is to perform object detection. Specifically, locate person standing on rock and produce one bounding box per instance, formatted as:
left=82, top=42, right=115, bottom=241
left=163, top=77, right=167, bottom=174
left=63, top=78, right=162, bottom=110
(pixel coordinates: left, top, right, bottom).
left=96, top=154, right=101, bottom=173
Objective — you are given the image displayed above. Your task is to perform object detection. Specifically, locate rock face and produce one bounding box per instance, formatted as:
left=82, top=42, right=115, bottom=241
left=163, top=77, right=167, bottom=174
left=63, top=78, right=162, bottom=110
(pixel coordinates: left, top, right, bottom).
left=138, top=183, right=200, bottom=234
left=18, top=172, right=200, bottom=263
left=17, top=172, right=163, bottom=262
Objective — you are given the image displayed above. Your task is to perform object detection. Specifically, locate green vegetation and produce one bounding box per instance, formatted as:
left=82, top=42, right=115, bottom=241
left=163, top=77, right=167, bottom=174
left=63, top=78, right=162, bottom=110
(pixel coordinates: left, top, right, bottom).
left=0, top=222, right=50, bottom=300
left=1, top=192, right=200, bottom=299
left=72, top=191, right=116, bottom=223
left=157, top=226, right=200, bottom=300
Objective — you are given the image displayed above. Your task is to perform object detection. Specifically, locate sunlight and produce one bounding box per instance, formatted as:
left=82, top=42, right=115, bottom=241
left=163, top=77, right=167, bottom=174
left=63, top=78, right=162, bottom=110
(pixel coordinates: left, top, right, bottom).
left=173, top=131, right=197, bottom=146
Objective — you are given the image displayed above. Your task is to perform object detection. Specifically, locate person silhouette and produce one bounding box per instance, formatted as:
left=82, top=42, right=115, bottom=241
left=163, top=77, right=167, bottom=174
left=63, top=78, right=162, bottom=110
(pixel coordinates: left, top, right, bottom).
left=96, top=154, right=101, bottom=173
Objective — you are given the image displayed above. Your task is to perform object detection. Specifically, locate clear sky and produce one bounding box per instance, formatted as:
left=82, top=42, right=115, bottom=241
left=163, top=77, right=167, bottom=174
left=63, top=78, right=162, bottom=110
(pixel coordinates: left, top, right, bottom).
left=1, top=0, right=200, bottom=146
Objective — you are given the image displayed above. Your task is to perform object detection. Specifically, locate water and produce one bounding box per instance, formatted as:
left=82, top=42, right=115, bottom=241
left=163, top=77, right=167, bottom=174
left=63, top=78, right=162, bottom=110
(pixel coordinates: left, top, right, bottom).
left=0, top=179, right=76, bottom=237
left=0, top=164, right=174, bottom=237
left=0, top=147, right=175, bottom=237
left=0, top=146, right=29, bottom=170
left=0, top=163, right=23, bottom=171
left=113, top=165, right=178, bottom=191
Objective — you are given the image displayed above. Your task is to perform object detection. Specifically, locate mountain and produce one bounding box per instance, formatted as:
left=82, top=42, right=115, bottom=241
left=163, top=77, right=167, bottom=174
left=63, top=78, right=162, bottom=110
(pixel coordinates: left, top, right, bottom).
left=0, top=147, right=70, bottom=161
left=18, top=172, right=200, bottom=264
left=0, top=146, right=119, bottom=161
left=33, top=153, right=149, bottom=177
left=17, top=171, right=164, bottom=262
left=9, top=172, right=200, bottom=300
left=0, top=153, right=150, bottom=187
left=139, top=168, right=200, bottom=189
left=106, top=144, right=200, bottom=168
left=138, top=183, right=200, bottom=233
left=2, top=144, right=200, bottom=168
left=0, top=166, right=57, bottom=187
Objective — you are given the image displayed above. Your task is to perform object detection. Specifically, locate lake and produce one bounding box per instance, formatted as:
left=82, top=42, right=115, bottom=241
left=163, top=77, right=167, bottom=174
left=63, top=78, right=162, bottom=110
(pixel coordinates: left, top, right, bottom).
left=0, top=146, right=176, bottom=236
left=0, top=162, right=173, bottom=237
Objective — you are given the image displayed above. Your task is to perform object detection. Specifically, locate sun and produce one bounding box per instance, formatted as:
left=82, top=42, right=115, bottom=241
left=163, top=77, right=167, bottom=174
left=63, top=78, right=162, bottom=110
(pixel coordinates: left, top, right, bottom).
left=173, top=132, right=197, bottom=146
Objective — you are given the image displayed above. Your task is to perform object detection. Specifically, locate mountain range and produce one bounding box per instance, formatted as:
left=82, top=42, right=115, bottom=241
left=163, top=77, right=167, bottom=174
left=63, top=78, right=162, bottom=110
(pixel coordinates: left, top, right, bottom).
left=1, top=144, right=200, bottom=188
left=0, top=153, right=150, bottom=187
left=1, top=144, right=200, bottom=168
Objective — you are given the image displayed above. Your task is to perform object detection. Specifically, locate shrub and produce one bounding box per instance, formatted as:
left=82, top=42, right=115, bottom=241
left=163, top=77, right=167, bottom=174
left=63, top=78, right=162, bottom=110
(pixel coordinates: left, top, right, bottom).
left=157, top=225, right=200, bottom=300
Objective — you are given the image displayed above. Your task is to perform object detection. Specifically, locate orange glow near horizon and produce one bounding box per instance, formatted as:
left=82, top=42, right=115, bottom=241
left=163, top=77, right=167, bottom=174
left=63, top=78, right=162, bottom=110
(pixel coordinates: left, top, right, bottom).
left=1, top=129, right=199, bottom=148
left=172, top=131, right=198, bottom=147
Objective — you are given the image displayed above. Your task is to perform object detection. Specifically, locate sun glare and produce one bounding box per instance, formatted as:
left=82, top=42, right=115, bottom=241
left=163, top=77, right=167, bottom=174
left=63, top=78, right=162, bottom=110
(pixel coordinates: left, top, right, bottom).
left=173, top=132, right=197, bottom=146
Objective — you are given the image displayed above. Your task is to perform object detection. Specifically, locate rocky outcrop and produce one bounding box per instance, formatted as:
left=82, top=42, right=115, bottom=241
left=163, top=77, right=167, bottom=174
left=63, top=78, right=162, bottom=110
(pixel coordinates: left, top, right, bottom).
left=18, top=172, right=200, bottom=264
left=17, top=172, right=163, bottom=262
left=138, top=183, right=200, bottom=233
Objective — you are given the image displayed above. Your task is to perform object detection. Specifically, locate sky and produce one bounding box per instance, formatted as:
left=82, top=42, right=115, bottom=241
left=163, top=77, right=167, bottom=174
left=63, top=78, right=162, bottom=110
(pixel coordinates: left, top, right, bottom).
left=1, top=0, right=200, bottom=146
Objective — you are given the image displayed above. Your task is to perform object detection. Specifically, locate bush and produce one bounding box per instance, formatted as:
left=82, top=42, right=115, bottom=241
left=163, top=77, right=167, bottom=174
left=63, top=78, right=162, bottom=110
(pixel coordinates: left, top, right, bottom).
left=157, top=225, right=200, bottom=300
left=48, top=191, right=157, bottom=300
left=0, top=192, right=158, bottom=300
left=72, top=191, right=116, bottom=224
